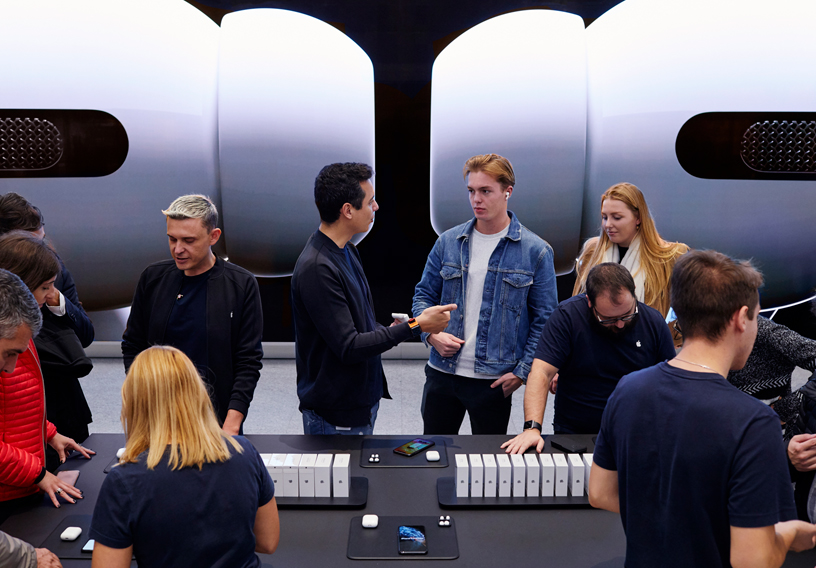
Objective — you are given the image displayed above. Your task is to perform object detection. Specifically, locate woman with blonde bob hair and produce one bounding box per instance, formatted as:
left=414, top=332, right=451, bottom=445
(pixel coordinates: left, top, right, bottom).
left=573, top=183, right=689, bottom=317
left=89, top=346, right=279, bottom=568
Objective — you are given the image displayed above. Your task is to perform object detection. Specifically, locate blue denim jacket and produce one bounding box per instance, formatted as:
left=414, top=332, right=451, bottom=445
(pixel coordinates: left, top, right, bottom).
left=412, top=212, right=557, bottom=381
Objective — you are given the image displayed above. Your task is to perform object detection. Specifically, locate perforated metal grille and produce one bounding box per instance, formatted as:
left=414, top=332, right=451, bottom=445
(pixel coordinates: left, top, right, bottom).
left=741, top=120, right=816, bottom=173
left=0, top=117, right=63, bottom=170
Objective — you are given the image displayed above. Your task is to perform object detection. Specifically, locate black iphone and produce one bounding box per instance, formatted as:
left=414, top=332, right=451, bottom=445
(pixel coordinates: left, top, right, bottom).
left=393, top=438, right=435, bottom=457
left=398, top=525, right=428, bottom=555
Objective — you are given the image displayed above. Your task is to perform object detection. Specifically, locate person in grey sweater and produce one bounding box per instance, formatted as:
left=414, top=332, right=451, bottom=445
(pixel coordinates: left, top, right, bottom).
left=0, top=530, right=61, bottom=567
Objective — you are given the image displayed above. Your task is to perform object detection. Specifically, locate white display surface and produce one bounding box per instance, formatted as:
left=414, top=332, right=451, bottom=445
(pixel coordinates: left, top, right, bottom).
left=219, top=8, right=375, bottom=277
left=430, top=9, right=587, bottom=275
left=0, top=0, right=220, bottom=309
left=0, top=2, right=376, bottom=307
left=584, top=0, right=816, bottom=305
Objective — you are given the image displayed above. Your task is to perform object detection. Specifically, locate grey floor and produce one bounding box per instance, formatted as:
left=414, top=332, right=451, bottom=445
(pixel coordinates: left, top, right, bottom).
left=81, top=357, right=812, bottom=437
left=82, top=359, right=554, bottom=437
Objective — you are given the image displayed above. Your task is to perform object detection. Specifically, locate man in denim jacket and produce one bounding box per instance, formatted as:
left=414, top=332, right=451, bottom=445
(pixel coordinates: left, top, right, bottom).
left=412, top=154, right=557, bottom=434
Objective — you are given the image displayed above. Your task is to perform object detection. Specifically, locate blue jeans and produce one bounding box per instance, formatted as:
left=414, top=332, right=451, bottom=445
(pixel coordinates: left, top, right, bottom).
left=302, top=401, right=380, bottom=435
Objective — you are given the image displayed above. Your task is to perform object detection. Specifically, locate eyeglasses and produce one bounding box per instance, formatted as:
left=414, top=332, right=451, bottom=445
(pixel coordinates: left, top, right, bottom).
left=593, top=300, right=638, bottom=326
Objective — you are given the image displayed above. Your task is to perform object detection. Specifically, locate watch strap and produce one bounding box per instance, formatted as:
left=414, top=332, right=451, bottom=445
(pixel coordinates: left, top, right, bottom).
left=408, top=317, right=422, bottom=337
left=523, top=420, right=542, bottom=432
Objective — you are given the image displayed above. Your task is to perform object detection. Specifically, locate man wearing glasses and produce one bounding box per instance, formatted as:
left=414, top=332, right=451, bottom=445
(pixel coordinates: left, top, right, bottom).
left=502, top=263, right=675, bottom=453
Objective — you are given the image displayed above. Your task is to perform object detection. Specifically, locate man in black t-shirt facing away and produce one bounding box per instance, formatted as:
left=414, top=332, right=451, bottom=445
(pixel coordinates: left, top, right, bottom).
left=502, top=262, right=675, bottom=453
left=589, top=250, right=816, bottom=568
left=122, top=195, right=263, bottom=435
left=291, top=163, right=454, bottom=435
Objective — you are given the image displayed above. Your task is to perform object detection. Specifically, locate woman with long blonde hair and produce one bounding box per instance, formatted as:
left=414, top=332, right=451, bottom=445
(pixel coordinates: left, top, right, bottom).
left=89, top=346, right=279, bottom=568
left=573, top=183, right=689, bottom=317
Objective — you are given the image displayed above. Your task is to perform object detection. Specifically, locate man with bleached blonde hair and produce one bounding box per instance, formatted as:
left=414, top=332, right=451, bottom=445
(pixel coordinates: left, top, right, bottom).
left=161, top=193, right=218, bottom=233
left=122, top=195, right=263, bottom=435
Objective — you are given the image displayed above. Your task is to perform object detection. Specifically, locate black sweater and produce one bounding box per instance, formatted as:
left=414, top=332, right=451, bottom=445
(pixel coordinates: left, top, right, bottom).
left=292, top=230, right=412, bottom=426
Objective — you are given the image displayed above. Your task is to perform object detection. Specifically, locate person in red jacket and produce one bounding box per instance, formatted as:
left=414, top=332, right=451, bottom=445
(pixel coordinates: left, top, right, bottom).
left=0, top=233, right=93, bottom=520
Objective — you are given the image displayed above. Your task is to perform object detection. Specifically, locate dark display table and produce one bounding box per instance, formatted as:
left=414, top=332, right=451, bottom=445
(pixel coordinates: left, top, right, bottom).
left=1, top=433, right=814, bottom=567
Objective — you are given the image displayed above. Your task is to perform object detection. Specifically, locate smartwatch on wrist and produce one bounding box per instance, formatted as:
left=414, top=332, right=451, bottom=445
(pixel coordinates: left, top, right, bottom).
left=523, top=420, right=542, bottom=432
left=408, top=317, right=422, bottom=338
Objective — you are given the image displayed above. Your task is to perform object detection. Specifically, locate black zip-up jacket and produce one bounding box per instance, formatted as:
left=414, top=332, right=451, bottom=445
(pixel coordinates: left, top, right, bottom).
left=122, top=257, right=263, bottom=422
left=292, top=230, right=412, bottom=426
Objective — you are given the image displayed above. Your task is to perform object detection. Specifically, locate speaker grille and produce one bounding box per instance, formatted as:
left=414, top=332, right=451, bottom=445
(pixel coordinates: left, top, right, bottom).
left=0, top=117, right=63, bottom=170
left=741, top=120, right=816, bottom=173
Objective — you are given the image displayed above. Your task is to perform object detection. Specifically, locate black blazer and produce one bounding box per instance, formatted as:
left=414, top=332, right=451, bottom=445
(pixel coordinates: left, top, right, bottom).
left=122, top=257, right=263, bottom=422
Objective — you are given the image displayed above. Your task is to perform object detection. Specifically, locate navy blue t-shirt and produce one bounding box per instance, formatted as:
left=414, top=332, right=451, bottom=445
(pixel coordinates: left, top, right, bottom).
left=534, top=294, right=675, bottom=433
left=90, top=436, right=274, bottom=568
left=343, top=246, right=376, bottom=332
left=165, top=269, right=210, bottom=380
left=594, top=362, right=795, bottom=568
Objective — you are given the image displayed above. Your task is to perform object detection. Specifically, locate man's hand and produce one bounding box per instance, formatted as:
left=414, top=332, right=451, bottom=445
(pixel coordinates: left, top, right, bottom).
left=788, top=433, right=816, bottom=472
left=490, top=373, right=523, bottom=397
left=500, top=428, right=544, bottom=454
left=36, top=548, right=63, bottom=567
left=427, top=332, right=466, bottom=357
left=48, top=433, right=94, bottom=464
left=36, top=470, right=83, bottom=508
left=415, top=304, right=457, bottom=334
left=222, top=409, right=244, bottom=436
left=549, top=373, right=559, bottom=394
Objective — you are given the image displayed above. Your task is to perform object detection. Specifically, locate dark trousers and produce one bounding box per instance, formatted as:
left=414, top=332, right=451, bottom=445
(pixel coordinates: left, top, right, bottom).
left=793, top=468, right=816, bottom=521
left=421, top=364, right=513, bottom=435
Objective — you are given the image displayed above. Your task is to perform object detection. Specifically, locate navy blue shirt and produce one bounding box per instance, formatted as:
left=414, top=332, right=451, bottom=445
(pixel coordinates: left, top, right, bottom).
left=534, top=294, right=675, bottom=433
left=165, top=269, right=210, bottom=379
left=343, top=246, right=377, bottom=332
left=594, top=363, right=796, bottom=567
left=90, top=436, right=274, bottom=568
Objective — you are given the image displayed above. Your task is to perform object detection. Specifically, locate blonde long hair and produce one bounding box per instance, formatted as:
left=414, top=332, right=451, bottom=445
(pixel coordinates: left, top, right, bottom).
left=573, top=183, right=688, bottom=316
left=120, top=346, right=241, bottom=470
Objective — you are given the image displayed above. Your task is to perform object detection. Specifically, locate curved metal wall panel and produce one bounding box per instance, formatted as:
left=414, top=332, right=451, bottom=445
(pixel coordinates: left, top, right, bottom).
left=584, top=0, right=816, bottom=305
left=218, top=9, right=376, bottom=277
left=430, top=10, right=587, bottom=274
left=0, top=0, right=220, bottom=310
